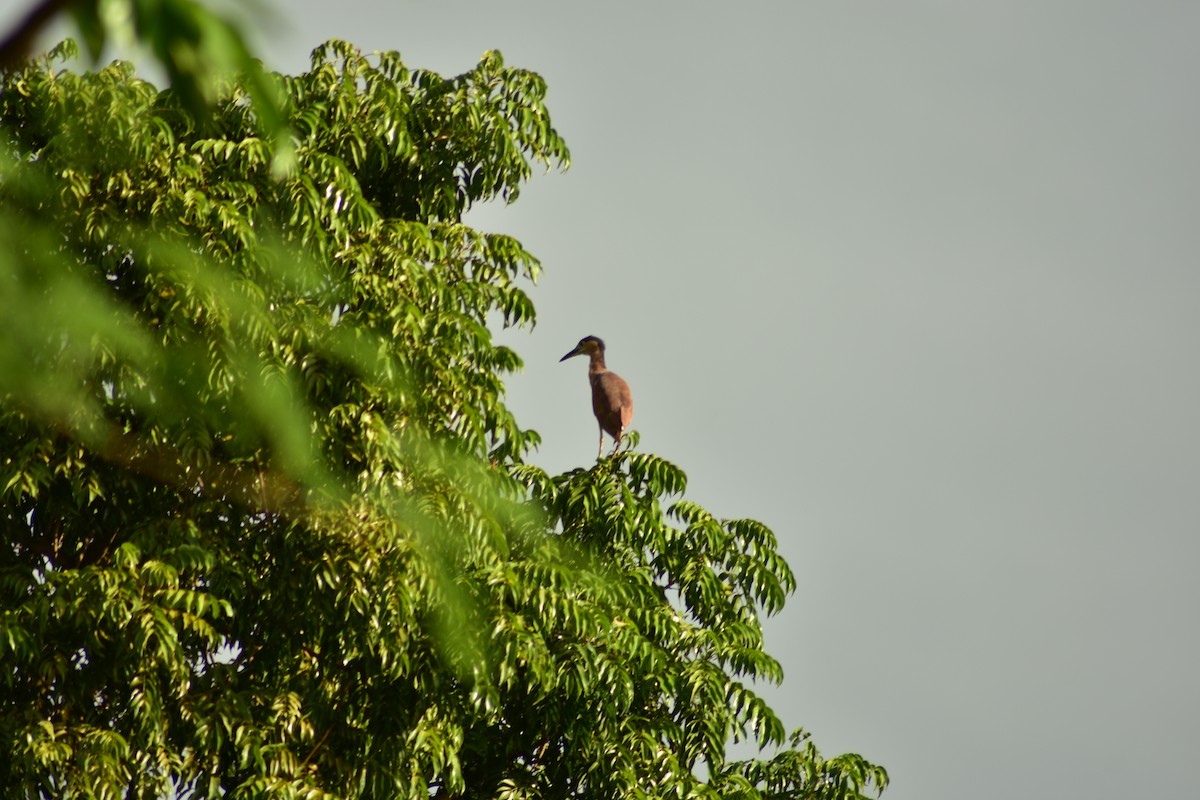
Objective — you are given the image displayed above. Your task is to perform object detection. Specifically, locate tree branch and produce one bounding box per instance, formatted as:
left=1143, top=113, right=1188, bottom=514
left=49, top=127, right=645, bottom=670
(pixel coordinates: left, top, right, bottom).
left=0, top=0, right=71, bottom=69
left=94, top=428, right=308, bottom=518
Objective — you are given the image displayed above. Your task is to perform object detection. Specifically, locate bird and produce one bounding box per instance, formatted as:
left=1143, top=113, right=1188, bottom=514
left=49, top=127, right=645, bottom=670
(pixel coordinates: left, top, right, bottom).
left=560, top=335, right=633, bottom=459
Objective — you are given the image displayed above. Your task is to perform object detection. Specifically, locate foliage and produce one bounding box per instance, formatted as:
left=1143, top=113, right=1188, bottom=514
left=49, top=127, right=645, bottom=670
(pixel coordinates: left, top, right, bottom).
left=0, top=35, right=886, bottom=800
left=0, top=0, right=289, bottom=158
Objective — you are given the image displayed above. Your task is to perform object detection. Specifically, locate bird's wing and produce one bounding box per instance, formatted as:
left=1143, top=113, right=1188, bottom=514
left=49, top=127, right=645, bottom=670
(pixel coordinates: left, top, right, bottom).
left=593, top=371, right=633, bottom=436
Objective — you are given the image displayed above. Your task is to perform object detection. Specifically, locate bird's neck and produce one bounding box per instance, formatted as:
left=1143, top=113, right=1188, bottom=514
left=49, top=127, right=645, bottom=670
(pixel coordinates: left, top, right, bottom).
left=588, top=353, right=607, bottom=374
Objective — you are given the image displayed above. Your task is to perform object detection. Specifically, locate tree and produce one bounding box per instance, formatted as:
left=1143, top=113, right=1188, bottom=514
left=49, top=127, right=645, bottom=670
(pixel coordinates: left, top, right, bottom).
left=0, top=35, right=887, bottom=800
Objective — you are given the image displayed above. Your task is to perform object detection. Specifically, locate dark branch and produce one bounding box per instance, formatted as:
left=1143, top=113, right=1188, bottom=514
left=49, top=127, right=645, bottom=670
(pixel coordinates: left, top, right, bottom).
left=0, top=0, right=71, bottom=69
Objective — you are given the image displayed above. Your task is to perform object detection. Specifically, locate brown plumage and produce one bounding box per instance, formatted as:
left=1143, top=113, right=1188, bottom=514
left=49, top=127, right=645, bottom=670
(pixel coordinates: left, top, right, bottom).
left=560, top=335, right=633, bottom=458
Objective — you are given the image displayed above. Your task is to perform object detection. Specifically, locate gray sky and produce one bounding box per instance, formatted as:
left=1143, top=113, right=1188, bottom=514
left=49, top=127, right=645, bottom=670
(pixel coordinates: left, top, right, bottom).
left=9, top=1, right=1199, bottom=798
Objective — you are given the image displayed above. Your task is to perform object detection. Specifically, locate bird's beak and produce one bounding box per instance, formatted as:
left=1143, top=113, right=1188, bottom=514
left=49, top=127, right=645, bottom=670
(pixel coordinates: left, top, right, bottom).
left=559, top=346, right=583, bottom=362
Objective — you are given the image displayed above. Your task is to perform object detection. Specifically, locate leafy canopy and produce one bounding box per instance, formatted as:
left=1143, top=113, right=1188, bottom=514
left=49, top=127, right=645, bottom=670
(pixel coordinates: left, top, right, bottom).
left=0, top=34, right=886, bottom=800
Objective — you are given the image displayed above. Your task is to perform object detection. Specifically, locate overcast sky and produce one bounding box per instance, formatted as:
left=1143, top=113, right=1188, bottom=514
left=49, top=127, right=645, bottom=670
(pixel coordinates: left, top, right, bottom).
left=8, top=1, right=1198, bottom=798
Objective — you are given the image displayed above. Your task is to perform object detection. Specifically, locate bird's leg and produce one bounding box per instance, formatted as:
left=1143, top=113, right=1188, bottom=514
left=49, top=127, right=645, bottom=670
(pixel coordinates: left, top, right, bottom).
left=610, top=428, right=623, bottom=456
left=597, top=425, right=604, bottom=459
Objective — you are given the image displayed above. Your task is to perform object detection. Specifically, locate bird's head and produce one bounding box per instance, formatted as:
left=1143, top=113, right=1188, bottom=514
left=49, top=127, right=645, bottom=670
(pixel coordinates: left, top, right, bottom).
left=560, top=335, right=605, bottom=362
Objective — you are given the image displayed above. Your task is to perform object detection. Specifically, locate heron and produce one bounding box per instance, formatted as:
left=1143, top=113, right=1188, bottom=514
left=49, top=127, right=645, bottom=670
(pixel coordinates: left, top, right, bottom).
left=560, top=335, right=633, bottom=458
